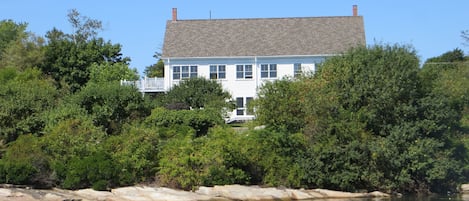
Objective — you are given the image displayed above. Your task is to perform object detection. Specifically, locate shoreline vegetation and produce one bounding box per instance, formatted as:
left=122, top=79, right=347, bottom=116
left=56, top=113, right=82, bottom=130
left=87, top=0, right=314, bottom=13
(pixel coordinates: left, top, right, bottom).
left=1, top=13, right=469, bottom=195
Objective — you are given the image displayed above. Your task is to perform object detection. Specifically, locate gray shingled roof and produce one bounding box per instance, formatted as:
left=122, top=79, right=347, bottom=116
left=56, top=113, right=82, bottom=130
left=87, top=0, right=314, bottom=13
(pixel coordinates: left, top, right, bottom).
left=162, top=16, right=365, bottom=58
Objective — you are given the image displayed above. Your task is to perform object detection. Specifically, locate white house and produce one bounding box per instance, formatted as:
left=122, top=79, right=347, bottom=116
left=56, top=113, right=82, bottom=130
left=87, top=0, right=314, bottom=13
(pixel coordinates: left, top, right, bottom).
left=143, top=6, right=365, bottom=122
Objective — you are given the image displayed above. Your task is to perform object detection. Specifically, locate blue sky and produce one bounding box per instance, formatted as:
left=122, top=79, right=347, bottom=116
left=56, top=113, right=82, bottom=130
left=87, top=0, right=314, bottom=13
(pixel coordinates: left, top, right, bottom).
left=2, top=0, right=469, bottom=74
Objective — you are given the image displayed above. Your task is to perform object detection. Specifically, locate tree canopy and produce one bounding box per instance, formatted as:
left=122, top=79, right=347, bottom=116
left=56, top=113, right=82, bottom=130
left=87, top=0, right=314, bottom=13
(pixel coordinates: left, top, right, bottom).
left=163, top=77, right=234, bottom=112
left=253, top=44, right=469, bottom=193
left=38, top=10, right=131, bottom=92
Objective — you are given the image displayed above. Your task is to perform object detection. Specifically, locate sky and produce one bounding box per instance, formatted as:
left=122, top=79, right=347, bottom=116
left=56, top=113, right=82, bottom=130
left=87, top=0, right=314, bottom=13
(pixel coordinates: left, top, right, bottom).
left=2, top=1, right=469, bottom=74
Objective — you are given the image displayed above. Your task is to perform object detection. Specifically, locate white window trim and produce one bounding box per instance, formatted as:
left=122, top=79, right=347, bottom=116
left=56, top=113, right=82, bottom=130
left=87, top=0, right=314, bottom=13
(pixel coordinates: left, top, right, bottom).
left=236, top=64, right=254, bottom=80
left=209, top=64, right=227, bottom=80
left=294, top=63, right=302, bottom=77
left=260, top=64, right=277, bottom=79
left=235, top=97, right=254, bottom=116
left=172, top=65, right=198, bottom=80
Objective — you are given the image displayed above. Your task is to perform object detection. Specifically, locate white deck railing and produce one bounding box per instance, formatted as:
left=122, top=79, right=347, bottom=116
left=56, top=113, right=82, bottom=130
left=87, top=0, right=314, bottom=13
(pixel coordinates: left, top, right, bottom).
left=120, top=77, right=166, bottom=93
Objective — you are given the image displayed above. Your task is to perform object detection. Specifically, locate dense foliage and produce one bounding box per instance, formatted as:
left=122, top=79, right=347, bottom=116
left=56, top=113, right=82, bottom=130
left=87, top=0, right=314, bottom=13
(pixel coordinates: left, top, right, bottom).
left=0, top=14, right=468, bottom=195
left=254, top=45, right=469, bottom=193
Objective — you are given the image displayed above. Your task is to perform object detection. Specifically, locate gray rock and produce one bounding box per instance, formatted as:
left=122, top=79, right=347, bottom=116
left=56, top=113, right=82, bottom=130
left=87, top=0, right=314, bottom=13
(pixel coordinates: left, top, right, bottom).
left=461, top=184, right=469, bottom=193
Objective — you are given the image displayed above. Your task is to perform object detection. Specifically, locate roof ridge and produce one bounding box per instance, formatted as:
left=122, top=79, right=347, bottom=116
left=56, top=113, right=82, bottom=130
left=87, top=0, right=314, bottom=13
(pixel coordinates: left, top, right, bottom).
left=171, top=15, right=361, bottom=22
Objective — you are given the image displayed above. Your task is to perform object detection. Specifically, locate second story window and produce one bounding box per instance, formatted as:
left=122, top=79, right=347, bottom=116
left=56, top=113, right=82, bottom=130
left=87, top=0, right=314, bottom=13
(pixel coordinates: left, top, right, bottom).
left=210, top=65, right=226, bottom=79
left=173, top=65, right=197, bottom=80
left=236, top=64, right=253, bottom=79
left=294, top=63, right=302, bottom=77
left=261, top=64, right=277, bottom=78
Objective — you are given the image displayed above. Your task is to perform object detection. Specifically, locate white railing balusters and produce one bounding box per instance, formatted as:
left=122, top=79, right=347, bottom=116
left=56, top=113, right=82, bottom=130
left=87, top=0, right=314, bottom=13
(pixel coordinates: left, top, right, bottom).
left=120, top=77, right=165, bottom=93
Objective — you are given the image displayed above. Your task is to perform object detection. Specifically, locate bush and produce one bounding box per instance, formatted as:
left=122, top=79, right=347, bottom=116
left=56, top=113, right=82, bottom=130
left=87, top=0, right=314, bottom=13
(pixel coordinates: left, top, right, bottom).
left=145, top=107, right=223, bottom=137
left=244, top=129, right=307, bottom=188
left=157, top=126, right=251, bottom=190
left=70, top=82, right=148, bottom=135
left=105, top=123, right=161, bottom=185
left=0, top=134, right=53, bottom=187
left=0, top=68, right=58, bottom=143
left=62, top=152, right=119, bottom=190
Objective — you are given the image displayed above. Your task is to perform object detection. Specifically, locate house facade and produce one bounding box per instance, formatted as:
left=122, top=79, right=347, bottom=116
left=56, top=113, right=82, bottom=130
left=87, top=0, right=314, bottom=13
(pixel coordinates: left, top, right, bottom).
left=160, top=6, right=366, bottom=122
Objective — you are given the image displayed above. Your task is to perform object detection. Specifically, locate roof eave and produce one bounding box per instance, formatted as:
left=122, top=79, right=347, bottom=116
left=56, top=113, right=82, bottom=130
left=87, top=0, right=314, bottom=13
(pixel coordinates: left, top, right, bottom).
left=161, top=54, right=339, bottom=60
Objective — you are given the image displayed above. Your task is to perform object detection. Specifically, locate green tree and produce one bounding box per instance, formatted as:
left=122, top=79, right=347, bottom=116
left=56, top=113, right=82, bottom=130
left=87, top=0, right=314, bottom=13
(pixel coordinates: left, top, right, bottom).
left=144, top=52, right=164, bottom=77
left=0, top=20, right=27, bottom=58
left=0, top=68, right=58, bottom=144
left=253, top=78, right=306, bottom=132
left=163, top=77, right=233, bottom=112
left=67, top=8, right=102, bottom=44
left=69, top=82, right=148, bottom=135
left=89, top=62, right=138, bottom=83
left=0, top=20, right=45, bottom=70
left=39, top=10, right=130, bottom=92
left=0, top=33, right=45, bottom=70
left=298, top=44, right=465, bottom=193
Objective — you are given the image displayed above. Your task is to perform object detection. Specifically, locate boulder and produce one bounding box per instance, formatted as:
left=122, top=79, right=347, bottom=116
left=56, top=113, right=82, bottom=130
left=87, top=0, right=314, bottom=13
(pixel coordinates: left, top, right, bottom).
left=112, top=186, right=225, bottom=201
left=196, top=185, right=290, bottom=200
left=74, top=188, right=115, bottom=201
left=461, top=184, right=469, bottom=193
left=196, top=185, right=390, bottom=200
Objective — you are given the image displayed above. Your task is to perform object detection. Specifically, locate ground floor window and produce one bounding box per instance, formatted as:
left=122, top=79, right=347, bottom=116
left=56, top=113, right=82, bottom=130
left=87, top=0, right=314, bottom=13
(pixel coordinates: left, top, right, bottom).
left=236, top=97, right=253, bottom=115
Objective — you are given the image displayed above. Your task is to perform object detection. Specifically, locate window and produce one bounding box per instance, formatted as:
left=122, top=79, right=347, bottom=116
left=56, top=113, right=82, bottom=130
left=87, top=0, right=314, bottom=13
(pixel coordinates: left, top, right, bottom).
left=236, top=97, right=254, bottom=116
left=246, top=97, right=253, bottom=115
left=261, top=64, right=277, bottom=78
left=173, top=65, right=198, bottom=80
left=173, top=66, right=180, bottom=80
left=210, top=65, right=226, bottom=79
left=236, top=97, right=244, bottom=115
left=236, top=64, right=253, bottom=79
left=190, top=66, right=198, bottom=78
left=294, top=63, right=302, bottom=77
left=181, top=66, right=189, bottom=79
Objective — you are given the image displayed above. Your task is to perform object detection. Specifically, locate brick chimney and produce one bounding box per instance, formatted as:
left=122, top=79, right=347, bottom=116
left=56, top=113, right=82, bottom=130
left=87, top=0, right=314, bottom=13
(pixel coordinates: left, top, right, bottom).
left=172, top=8, right=177, bottom=21
left=353, top=5, right=358, bottom=16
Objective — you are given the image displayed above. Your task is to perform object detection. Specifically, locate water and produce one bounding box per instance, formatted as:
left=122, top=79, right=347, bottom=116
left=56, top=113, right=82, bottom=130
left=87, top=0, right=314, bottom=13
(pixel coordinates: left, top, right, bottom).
left=391, top=194, right=469, bottom=201
left=300, top=194, right=469, bottom=201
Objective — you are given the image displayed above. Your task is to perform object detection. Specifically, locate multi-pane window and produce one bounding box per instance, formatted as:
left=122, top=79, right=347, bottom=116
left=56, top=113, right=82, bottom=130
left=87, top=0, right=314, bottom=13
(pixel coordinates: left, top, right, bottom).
left=173, top=65, right=197, bottom=80
left=209, top=65, right=226, bottom=79
left=236, top=64, right=253, bottom=79
left=294, top=63, right=302, bottom=77
left=236, top=97, right=244, bottom=115
left=260, top=64, right=277, bottom=78
left=173, top=66, right=181, bottom=80
left=246, top=97, right=253, bottom=115
left=236, top=97, right=254, bottom=116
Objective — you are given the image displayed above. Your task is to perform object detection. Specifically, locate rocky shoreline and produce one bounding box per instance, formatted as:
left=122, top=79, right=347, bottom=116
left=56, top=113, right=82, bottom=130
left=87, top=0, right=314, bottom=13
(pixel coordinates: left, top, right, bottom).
left=0, top=184, right=391, bottom=201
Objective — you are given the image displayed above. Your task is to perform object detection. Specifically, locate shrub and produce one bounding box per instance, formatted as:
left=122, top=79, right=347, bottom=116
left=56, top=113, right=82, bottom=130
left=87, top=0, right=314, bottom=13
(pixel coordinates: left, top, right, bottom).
left=145, top=107, right=223, bottom=137
left=62, top=152, right=119, bottom=190
left=157, top=126, right=251, bottom=190
left=0, top=134, right=53, bottom=187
